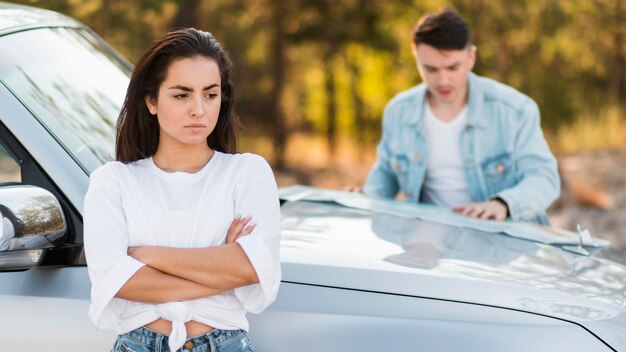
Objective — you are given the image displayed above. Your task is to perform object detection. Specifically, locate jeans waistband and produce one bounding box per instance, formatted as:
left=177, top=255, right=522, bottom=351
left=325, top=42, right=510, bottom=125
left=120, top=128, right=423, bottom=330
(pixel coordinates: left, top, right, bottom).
left=122, top=326, right=246, bottom=351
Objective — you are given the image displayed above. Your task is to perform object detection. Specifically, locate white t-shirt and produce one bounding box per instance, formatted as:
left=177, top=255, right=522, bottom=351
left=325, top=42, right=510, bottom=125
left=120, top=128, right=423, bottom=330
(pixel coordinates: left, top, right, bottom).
left=421, top=103, right=473, bottom=207
left=84, top=151, right=281, bottom=351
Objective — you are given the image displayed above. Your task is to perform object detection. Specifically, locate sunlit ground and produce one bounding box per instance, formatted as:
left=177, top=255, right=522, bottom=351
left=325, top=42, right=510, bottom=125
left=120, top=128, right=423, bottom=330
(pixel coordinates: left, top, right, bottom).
left=243, top=132, right=377, bottom=189
left=548, top=105, right=626, bottom=154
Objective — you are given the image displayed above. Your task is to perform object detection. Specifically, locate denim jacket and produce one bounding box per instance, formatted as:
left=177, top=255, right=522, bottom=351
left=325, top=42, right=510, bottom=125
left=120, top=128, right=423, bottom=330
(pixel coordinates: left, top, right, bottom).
left=364, top=72, right=560, bottom=223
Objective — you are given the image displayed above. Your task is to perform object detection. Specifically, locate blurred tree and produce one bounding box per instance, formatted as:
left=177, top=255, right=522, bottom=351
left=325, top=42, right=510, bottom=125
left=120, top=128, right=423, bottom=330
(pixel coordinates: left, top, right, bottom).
left=267, top=0, right=288, bottom=168
left=557, top=0, right=626, bottom=104
left=288, top=0, right=398, bottom=156
left=608, top=0, right=626, bottom=103
left=10, top=0, right=626, bottom=168
left=196, top=0, right=291, bottom=168
left=170, top=0, right=200, bottom=29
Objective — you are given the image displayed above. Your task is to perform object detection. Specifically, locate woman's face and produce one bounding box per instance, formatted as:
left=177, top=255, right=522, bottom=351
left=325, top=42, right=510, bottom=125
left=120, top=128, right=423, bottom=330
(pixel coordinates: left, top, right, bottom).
left=145, top=56, right=222, bottom=150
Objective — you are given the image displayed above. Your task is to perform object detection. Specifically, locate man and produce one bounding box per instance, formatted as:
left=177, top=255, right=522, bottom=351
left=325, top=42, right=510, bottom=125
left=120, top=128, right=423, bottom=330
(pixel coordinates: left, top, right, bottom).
left=363, top=8, right=559, bottom=223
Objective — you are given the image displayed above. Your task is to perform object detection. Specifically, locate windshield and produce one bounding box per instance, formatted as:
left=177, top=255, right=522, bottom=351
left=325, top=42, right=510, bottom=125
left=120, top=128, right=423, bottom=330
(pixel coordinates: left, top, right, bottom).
left=0, top=27, right=130, bottom=173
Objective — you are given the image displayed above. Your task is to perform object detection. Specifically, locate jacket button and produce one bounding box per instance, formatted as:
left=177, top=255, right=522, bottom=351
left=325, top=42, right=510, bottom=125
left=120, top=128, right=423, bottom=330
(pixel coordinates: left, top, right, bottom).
left=497, top=163, right=504, bottom=173
left=185, top=341, right=194, bottom=350
left=394, top=162, right=401, bottom=171
left=414, top=154, right=421, bottom=161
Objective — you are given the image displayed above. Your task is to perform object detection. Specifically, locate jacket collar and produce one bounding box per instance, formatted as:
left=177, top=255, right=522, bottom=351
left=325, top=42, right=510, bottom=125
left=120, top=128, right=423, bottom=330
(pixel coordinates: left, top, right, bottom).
left=406, top=71, right=487, bottom=129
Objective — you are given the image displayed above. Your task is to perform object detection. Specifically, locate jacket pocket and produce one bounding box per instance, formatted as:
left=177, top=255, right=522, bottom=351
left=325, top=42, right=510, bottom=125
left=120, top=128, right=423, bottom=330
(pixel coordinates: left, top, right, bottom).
left=389, top=155, right=410, bottom=191
left=481, top=153, right=516, bottom=196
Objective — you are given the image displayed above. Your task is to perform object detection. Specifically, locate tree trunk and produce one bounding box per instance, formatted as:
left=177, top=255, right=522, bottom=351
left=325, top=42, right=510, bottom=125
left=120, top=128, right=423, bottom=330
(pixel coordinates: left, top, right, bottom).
left=171, top=0, right=200, bottom=29
left=609, top=0, right=625, bottom=102
left=348, top=59, right=365, bottom=154
left=324, top=49, right=337, bottom=157
left=269, top=0, right=287, bottom=169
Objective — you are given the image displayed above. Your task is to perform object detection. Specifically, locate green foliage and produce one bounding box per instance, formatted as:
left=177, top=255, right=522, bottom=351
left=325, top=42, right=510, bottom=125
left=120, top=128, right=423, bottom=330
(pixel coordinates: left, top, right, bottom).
left=553, top=104, right=626, bottom=153
left=12, top=0, right=626, bottom=162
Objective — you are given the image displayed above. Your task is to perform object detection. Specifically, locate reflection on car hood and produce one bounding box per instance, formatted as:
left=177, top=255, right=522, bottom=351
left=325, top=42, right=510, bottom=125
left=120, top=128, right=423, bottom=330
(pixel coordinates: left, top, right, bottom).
left=279, top=199, right=626, bottom=348
left=279, top=185, right=609, bottom=248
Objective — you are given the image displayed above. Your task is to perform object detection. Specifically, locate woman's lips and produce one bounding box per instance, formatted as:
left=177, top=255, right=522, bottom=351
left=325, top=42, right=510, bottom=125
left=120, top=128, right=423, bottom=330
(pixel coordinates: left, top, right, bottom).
left=184, top=124, right=206, bottom=131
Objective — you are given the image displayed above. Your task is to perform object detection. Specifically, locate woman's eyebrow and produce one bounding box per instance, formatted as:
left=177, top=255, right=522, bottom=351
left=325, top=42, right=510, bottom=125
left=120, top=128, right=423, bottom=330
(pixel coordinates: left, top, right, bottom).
left=203, top=83, right=220, bottom=90
left=168, top=83, right=220, bottom=91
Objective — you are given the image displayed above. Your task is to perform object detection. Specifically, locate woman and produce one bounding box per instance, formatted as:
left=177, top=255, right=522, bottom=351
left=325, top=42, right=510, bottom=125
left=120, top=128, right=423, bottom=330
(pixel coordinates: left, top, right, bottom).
left=84, top=28, right=281, bottom=352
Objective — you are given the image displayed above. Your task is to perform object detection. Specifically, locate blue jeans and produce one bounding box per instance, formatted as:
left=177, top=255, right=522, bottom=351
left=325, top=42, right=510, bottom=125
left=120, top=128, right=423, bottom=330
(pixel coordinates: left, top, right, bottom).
left=112, top=326, right=254, bottom=352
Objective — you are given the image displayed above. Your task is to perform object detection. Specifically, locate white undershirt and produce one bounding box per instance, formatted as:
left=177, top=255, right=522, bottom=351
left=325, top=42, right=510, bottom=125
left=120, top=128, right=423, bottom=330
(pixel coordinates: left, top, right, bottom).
left=421, top=103, right=473, bottom=208
left=84, top=152, right=281, bottom=352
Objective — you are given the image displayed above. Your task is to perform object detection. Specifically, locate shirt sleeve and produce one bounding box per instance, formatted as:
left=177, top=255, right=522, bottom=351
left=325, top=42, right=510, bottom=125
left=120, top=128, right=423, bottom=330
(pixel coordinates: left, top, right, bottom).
left=494, top=99, right=561, bottom=220
left=232, top=155, right=281, bottom=313
left=83, top=163, right=145, bottom=328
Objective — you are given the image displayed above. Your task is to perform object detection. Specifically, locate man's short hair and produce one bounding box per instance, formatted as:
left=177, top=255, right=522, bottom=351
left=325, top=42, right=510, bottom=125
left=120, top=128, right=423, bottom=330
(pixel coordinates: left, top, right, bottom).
left=412, top=8, right=471, bottom=50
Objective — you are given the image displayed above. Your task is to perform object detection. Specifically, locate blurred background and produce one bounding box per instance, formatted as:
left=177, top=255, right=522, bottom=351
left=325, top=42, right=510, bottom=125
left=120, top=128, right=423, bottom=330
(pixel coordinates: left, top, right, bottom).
left=8, top=0, right=626, bottom=258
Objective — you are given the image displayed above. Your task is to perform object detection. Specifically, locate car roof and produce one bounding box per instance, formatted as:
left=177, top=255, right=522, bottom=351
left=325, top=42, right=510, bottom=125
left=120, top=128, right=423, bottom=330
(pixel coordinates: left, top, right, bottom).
left=0, top=2, right=81, bottom=36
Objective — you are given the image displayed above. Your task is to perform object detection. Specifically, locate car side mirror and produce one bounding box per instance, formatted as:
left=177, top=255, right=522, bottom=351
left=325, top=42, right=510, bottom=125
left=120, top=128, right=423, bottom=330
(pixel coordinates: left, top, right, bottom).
left=0, top=185, right=66, bottom=271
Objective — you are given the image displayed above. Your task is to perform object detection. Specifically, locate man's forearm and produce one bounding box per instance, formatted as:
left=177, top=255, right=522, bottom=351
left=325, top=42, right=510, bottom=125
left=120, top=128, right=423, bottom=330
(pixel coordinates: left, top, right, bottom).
left=497, top=173, right=560, bottom=220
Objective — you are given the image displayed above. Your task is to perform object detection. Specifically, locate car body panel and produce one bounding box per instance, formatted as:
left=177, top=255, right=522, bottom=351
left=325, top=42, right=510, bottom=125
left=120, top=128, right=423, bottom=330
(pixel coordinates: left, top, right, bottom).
left=248, top=282, right=612, bottom=351
left=0, top=267, right=116, bottom=349
left=280, top=201, right=626, bottom=348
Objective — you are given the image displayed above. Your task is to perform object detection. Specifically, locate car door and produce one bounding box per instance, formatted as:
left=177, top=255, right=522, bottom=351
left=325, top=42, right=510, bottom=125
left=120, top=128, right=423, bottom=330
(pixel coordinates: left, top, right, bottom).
left=0, top=93, right=116, bottom=349
left=0, top=26, right=123, bottom=350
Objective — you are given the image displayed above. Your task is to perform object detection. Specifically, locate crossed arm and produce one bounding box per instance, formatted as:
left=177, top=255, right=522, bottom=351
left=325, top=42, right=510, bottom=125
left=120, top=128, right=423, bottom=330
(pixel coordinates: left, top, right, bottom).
left=115, top=216, right=258, bottom=304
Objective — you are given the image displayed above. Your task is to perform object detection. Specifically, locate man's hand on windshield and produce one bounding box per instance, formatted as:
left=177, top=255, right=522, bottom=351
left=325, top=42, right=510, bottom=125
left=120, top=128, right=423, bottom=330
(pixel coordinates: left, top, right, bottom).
left=342, top=185, right=362, bottom=193
left=452, top=199, right=508, bottom=221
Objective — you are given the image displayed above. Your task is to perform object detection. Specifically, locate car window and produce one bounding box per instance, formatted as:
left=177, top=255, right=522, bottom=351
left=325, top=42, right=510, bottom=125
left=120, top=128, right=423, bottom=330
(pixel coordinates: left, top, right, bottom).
left=0, top=27, right=130, bottom=174
left=0, top=142, right=20, bottom=183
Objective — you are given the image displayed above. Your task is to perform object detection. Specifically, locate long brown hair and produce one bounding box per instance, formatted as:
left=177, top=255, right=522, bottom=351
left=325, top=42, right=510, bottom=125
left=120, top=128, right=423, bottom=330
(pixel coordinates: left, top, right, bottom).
left=116, top=28, right=239, bottom=162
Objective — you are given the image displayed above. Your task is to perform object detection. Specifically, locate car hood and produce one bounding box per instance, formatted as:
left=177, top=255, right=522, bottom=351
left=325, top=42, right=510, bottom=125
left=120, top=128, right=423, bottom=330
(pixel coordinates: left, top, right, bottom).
left=279, top=198, right=626, bottom=349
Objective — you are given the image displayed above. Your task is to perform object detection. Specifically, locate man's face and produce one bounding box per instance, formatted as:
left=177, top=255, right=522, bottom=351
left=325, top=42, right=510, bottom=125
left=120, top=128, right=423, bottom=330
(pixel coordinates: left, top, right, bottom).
left=413, top=43, right=475, bottom=108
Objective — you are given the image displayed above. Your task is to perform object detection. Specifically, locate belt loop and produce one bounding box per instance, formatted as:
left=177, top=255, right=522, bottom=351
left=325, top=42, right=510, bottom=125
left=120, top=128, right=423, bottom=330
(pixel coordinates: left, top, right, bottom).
left=208, top=330, right=217, bottom=352
left=155, top=331, right=163, bottom=352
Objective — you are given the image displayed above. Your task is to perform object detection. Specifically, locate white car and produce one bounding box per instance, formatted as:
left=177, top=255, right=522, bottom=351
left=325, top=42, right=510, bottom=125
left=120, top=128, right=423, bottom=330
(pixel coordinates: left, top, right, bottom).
left=0, top=2, right=625, bottom=351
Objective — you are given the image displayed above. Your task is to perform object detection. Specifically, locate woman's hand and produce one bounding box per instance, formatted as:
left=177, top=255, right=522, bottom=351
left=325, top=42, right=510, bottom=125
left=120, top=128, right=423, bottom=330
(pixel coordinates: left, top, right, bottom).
left=225, top=215, right=256, bottom=244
